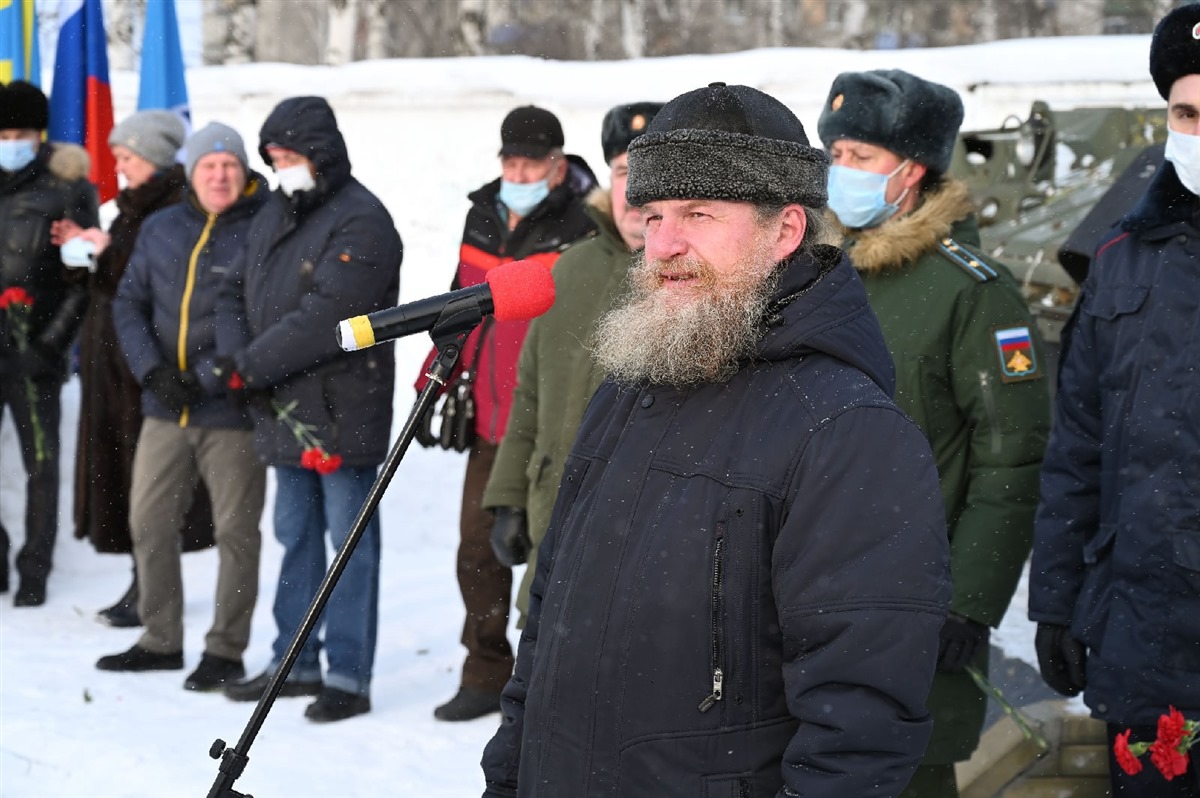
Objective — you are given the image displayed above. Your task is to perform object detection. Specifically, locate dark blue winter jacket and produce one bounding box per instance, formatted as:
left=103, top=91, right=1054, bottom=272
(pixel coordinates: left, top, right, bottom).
left=481, top=244, right=951, bottom=798
left=1030, top=161, right=1200, bottom=725
left=113, top=177, right=268, bottom=428
left=216, top=97, right=401, bottom=467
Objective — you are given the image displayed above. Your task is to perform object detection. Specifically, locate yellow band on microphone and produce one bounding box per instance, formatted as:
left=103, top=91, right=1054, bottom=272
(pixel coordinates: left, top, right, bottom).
left=347, top=315, right=376, bottom=350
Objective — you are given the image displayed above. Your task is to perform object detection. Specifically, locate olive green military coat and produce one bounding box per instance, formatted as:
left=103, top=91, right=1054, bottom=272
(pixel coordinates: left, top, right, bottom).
left=482, top=189, right=631, bottom=625
left=844, top=180, right=1051, bottom=763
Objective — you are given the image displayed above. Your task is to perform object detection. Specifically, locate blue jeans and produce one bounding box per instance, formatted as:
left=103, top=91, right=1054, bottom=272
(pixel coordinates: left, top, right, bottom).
left=270, top=465, right=380, bottom=696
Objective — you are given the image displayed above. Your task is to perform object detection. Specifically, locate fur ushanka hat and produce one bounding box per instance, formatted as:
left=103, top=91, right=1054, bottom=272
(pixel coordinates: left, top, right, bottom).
left=625, top=82, right=829, bottom=208
left=0, top=80, right=49, bottom=131
left=601, top=102, right=663, bottom=164
left=1150, top=3, right=1200, bottom=101
left=817, top=69, right=964, bottom=174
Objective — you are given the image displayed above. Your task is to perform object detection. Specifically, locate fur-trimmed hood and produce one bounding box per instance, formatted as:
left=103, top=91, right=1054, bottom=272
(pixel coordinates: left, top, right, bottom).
left=840, top=179, right=974, bottom=274
left=46, top=141, right=91, bottom=182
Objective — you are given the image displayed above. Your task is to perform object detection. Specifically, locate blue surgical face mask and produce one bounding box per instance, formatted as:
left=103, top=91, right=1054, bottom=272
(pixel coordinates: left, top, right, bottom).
left=0, top=139, right=38, bottom=173
left=498, top=178, right=550, bottom=217
left=1165, top=128, right=1200, bottom=196
left=826, top=160, right=911, bottom=229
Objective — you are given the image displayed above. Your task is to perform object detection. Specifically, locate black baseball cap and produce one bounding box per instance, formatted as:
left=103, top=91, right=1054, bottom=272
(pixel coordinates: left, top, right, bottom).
left=499, top=105, right=565, bottom=159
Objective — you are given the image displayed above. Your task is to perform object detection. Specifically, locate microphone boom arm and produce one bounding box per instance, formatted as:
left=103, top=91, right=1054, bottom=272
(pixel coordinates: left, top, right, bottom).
left=205, top=314, right=477, bottom=798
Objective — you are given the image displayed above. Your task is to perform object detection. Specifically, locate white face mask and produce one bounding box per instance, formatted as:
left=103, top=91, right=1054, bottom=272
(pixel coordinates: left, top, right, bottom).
left=1165, top=128, right=1200, bottom=196
left=276, top=163, right=316, bottom=197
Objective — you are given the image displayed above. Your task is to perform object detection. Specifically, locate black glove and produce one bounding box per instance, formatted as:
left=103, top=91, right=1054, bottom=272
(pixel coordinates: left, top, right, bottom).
left=414, top=402, right=439, bottom=449
left=211, top=356, right=243, bottom=393
left=143, top=365, right=201, bottom=415
left=1035, top=622, right=1087, bottom=697
left=19, top=343, right=60, bottom=380
left=210, top=356, right=269, bottom=410
left=937, top=612, right=990, bottom=672
left=490, top=507, right=531, bottom=567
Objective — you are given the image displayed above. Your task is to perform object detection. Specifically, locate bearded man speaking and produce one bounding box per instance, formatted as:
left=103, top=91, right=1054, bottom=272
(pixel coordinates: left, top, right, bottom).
left=479, top=83, right=951, bottom=798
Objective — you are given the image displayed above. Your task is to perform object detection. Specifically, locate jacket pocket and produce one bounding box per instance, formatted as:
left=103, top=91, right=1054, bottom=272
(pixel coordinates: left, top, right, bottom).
left=1073, top=522, right=1117, bottom=649
left=525, top=449, right=551, bottom=488
left=1164, top=529, right=1200, bottom=672
left=1081, top=285, right=1149, bottom=391
left=1082, top=285, right=1148, bottom=320
left=703, top=773, right=752, bottom=798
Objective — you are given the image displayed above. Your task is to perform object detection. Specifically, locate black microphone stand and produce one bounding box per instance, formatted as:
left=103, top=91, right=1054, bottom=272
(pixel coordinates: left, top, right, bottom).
left=205, top=295, right=489, bottom=798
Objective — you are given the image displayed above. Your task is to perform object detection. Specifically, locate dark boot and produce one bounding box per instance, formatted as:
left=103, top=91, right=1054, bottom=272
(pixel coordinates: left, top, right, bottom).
left=433, top=686, right=502, bottom=721
left=304, top=687, right=371, bottom=723
left=97, top=568, right=140, bottom=628
left=96, top=644, right=183, bottom=672
left=184, top=654, right=245, bottom=691
left=13, top=577, right=45, bottom=607
left=223, top=670, right=322, bottom=702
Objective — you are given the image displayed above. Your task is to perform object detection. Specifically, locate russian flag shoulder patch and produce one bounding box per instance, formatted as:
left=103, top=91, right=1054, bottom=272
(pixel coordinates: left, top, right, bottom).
left=993, top=325, right=1041, bottom=383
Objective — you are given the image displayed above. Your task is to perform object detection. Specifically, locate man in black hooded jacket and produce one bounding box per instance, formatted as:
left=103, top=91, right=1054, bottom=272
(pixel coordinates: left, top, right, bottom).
left=215, top=97, right=402, bottom=723
left=480, top=83, right=951, bottom=798
left=0, top=80, right=98, bottom=607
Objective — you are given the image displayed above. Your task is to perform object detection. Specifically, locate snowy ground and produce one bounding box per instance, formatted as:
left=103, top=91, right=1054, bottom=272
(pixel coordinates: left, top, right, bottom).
left=1, top=38, right=1138, bottom=797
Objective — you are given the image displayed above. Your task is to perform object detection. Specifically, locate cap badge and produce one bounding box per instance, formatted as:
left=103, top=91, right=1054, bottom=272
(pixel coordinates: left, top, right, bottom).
left=831, top=94, right=844, bottom=111
left=1192, top=21, right=1200, bottom=39
left=630, top=114, right=646, bottom=132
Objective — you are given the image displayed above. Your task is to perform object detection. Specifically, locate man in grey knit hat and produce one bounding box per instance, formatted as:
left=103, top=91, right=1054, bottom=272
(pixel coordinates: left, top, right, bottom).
left=480, top=82, right=951, bottom=798
left=97, top=121, right=269, bottom=694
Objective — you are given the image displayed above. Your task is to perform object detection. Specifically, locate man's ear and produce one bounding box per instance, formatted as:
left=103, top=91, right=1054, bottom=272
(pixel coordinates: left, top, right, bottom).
left=552, top=156, right=569, bottom=186
left=901, top=161, right=926, bottom=192
left=774, top=205, right=808, bottom=261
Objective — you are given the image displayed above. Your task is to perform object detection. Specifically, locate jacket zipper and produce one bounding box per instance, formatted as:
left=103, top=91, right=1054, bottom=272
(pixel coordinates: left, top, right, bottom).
left=177, top=212, right=216, bottom=428
left=699, top=524, right=725, bottom=712
left=978, top=370, right=1001, bottom=455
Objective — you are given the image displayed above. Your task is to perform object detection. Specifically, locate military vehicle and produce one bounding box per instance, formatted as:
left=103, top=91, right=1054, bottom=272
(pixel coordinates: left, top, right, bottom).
left=951, top=101, right=1167, bottom=356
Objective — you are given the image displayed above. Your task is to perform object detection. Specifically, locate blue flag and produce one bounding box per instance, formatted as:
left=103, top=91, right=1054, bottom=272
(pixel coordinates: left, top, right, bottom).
left=137, top=0, right=188, bottom=118
left=0, top=0, right=41, bottom=86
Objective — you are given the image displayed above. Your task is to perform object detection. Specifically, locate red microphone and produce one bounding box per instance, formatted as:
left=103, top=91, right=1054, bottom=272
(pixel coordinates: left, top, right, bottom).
left=336, top=259, right=556, bottom=351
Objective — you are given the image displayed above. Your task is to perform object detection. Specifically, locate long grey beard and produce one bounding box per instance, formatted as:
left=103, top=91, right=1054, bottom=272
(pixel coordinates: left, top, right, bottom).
left=592, top=249, right=781, bottom=388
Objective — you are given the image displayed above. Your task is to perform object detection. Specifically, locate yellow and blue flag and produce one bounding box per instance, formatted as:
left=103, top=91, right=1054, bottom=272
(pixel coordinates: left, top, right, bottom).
left=0, top=0, right=41, bottom=86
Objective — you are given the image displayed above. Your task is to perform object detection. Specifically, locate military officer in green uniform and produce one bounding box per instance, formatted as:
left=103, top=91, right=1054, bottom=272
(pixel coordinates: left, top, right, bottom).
left=818, top=69, right=1052, bottom=798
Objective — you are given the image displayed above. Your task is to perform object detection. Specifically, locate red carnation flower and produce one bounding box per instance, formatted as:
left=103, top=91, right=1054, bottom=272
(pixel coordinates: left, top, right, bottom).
left=0, top=286, right=33, bottom=309
left=1150, top=738, right=1190, bottom=781
left=299, top=448, right=323, bottom=470
left=313, top=452, right=343, bottom=475
left=1115, top=729, right=1144, bottom=776
left=1160, top=707, right=1189, bottom=751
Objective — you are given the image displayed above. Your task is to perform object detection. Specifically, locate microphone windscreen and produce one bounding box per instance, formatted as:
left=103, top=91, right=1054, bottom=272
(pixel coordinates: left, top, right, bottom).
left=487, top=259, right=556, bottom=322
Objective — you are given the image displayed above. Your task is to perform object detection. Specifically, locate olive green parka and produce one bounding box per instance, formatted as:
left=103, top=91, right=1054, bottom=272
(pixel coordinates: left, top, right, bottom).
left=482, top=188, right=631, bottom=625
left=843, top=179, right=1051, bottom=763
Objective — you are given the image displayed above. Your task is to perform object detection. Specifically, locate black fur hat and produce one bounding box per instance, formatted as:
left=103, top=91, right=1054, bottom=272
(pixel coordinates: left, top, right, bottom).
left=817, top=69, right=963, bottom=174
left=625, top=82, right=828, bottom=207
left=0, top=80, right=49, bottom=131
left=1150, top=4, right=1200, bottom=100
left=601, top=102, right=663, bottom=164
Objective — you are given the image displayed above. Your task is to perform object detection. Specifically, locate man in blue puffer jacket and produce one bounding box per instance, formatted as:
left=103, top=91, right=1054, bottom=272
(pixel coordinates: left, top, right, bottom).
left=480, top=82, right=951, bottom=798
left=99, top=123, right=268, bottom=694
left=216, top=97, right=402, bottom=724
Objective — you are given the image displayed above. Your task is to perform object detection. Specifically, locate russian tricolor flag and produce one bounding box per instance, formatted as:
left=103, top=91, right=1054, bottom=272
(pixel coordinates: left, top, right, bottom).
left=996, top=327, right=1032, bottom=353
left=48, top=0, right=116, bottom=202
